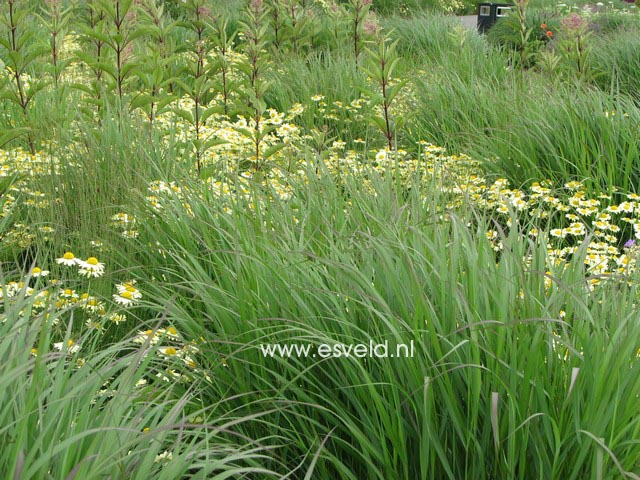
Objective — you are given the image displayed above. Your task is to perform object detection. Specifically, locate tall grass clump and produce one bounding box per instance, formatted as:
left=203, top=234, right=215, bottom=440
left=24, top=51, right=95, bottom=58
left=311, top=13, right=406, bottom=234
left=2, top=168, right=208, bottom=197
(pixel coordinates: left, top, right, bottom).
left=0, top=279, right=281, bottom=479
left=267, top=51, right=372, bottom=142
left=411, top=72, right=640, bottom=194
left=383, top=14, right=500, bottom=72
left=130, top=164, right=640, bottom=478
left=591, top=29, right=640, bottom=103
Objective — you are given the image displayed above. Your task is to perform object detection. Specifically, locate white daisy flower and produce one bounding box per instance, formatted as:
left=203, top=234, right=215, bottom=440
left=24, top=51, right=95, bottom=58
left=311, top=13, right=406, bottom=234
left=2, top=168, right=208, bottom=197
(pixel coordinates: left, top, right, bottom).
left=108, top=313, right=127, bottom=324
left=56, top=251, right=78, bottom=266
left=116, top=282, right=142, bottom=299
left=30, top=267, right=49, bottom=278
left=159, top=346, right=179, bottom=357
left=113, top=290, right=139, bottom=306
left=53, top=339, right=81, bottom=354
left=78, top=257, right=105, bottom=278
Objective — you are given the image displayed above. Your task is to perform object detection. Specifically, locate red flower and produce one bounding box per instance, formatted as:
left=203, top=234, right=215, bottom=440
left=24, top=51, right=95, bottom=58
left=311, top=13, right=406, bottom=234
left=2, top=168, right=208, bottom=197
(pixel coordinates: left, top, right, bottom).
left=540, top=23, right=547, bottom=29
left=546, top=30, right=553, bottom=38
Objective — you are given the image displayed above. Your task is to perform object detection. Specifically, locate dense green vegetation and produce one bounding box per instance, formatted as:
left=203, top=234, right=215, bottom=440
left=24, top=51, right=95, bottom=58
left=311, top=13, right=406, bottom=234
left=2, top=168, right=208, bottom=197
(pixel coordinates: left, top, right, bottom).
left=1, top=0, right=640, bottom=478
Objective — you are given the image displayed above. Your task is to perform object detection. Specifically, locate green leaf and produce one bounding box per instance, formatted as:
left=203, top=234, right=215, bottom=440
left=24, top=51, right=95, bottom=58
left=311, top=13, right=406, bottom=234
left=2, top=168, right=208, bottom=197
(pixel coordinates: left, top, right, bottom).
left=201, top=107, right=218, bottom=125
left=263, top=143, right=286, bottom=160
left=172, top=108, right=193, bottom=124
left=0, top=128, right=30, bottom=148
left=368, top=115, right=387, bottom=134
left=130, top=94, right=155, bottom=110
left=203, top=138, right=228, bottom=150
left=233, top=127, right=255, bottom=139
left=94, top=62, right=118, bottom=80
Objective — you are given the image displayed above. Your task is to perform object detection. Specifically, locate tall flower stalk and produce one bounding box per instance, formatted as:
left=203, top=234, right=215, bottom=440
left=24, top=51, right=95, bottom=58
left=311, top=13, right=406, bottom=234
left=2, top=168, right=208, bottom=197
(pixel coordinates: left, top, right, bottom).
left=76, top=0, right=143, bottom=114
left=1, top=0, right=46, bottom=154
left=40, top=0, right=71, bottom=91
left=349, top=0, right=371, bottom=68
left=238, top=0, right=274, bottom=172
left=105, top=0, right=141, bottom=102
left=175, top=0, right=222, bottom=172
left=363, top=26, right=406, bottom=151
left=513, top=0, right=535, bottom=67
left=558, top=13, right=593, bottom=81
left=211, top=17, right=237, bottom=117
left=134, top=0, right=178, bottom=125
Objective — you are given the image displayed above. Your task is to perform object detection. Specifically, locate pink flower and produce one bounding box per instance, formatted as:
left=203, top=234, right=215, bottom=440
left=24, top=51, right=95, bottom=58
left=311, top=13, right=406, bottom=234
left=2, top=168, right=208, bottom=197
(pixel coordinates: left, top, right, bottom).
left=363, top=19, right=379, bottom=36
left=561, top=13, right=585, bottom=31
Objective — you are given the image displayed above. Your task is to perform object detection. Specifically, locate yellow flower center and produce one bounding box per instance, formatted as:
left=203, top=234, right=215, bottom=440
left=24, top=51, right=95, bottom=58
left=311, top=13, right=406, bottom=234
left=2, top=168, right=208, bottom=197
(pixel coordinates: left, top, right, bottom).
left=121, top=291, right=133, bottom=299
left=32, top=267, right=41, bottom=274
left=67, top=339, right=74, bottom=347
left=125, top=285, right=137, bottom=292
left=64, top=289, right=73, bottom=295
left=164, top=347, right=177, bottom=356
left=63, top=252, right=75, bottom=260
left=167, top=326, right=177, bottom=335
left=86, top=257, right=99, bottom=265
